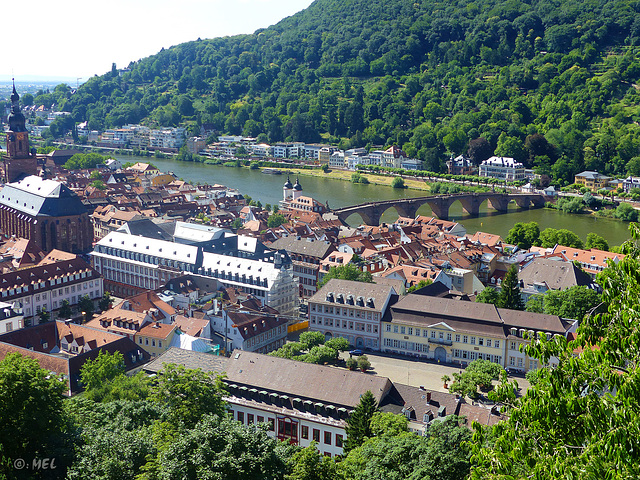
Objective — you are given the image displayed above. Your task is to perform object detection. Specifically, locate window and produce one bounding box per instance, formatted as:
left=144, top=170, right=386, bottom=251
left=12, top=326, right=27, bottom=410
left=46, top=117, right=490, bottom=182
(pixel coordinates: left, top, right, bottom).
left=478, top=338, right=484, bottom=346
left=455, top=334, right=460, bottom=342
left=386, top=324, right=391, bottom=332
left=463, top=336, right=468, bottom=343
left=470, top=336, right=476, bottom=345
left=248, top=414, right=254, bottom=424
left=257, top=416, right=264, bottom=423
left=393, top=325, right=399, bottom=333
left=446, top=333, right=452, bottom=341
left=324, top=431, right=331, bottom=445
left=510, top=341, right=517, bottom=350
left=430, top=330, right=436, bottom=338
left=313, top=429, right=320, bottom=442
left=237, top=411, right=244, bottom=423
left=268, top=418, right=275, bottom=431
left=494, top=340, right=500, bottom=348
left=486, top=339, right=492, bottom=347
left=400, top=326, right=406, bottom=335
left=415, top=328, right=420, bottom=336
left=301, top=425, right=309, bottom=439
left=336, top=434, right=343, bottom=448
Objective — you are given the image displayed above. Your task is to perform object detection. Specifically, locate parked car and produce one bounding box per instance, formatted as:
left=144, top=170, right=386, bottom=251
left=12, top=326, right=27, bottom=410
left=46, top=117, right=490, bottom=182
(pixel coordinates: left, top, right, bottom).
left=349, top=349, right=363, bottom=356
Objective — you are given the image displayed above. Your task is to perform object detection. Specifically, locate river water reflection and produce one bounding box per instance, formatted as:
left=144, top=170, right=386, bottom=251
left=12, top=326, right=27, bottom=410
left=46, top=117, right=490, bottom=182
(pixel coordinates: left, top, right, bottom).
left=117, top=155, right=632, bottom=246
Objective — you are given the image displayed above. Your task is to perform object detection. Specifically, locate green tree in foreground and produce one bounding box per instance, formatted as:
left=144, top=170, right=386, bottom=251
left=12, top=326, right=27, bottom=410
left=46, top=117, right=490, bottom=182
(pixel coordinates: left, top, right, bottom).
left=470, top=223, right=640, bottom=478
left=80, top=350, right=125, bottom=391
left=318, top=264, right=373, bottom=288
left=151, top=364, right=227, bottom=429
left=340, top=415, right=471, bottom=480
left=0, top=354, right=70, bottom=478
left=450, top=359, right=505, bottom=400
left=539, top=227, right=584, bottom=248
left=98, top=292, right=113, bottom=311
left=344, top=390, right=378, bottom=453
left=299, top=331, right=325, bottom=350
left=38, top=307, right=50, bottom=324
left=286, top=444, right=339, bottom=480
left=475, top=287, right=500, bottom=305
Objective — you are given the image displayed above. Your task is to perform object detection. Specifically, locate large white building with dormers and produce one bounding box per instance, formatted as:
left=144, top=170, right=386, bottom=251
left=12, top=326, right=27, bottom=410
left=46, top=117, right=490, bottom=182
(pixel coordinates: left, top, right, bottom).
left=91, top=222, right=298, bottom=316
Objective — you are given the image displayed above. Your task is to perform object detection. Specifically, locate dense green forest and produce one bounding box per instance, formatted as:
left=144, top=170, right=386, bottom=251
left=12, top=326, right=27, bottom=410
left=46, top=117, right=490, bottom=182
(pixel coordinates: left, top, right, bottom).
left=31, top=0, right=640, bottom=183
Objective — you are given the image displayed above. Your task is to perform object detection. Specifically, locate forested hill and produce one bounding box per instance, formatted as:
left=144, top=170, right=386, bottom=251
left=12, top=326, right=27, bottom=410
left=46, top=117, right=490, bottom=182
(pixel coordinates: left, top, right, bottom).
left=51, top=0, right=640, bottom=182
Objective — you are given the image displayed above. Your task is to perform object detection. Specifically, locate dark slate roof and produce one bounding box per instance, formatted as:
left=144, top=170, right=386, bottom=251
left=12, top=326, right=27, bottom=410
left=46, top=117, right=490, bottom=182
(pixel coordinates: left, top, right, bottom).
left=143, top=347, right=229, bottom=374
left=225, top=350, right=393, bottom=408
left=518, top=257, right=593, bottom=291
left=0, top=175, right=87, bottom=217
left=267, top=236, right=335, bottom=259
left=122, top=218, right=174, bottom=241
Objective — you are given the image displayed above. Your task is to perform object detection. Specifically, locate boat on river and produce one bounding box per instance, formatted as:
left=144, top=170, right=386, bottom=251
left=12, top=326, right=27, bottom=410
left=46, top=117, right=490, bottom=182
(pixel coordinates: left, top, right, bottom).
left=262, top=168, right=282, bottom=175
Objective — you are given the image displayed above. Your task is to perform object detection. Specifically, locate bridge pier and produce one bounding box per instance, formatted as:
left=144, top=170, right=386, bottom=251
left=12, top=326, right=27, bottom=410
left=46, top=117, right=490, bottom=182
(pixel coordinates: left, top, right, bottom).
left=428, top=198, right=450, bottom=220
left=487, top=196, right=509, bottom=213
left=459, top=197, right=481, bottom=217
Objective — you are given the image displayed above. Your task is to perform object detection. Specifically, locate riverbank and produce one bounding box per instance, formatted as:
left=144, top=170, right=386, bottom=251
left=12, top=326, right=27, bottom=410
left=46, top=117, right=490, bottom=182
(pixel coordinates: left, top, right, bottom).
left=271, top=166, right=435, bottom=193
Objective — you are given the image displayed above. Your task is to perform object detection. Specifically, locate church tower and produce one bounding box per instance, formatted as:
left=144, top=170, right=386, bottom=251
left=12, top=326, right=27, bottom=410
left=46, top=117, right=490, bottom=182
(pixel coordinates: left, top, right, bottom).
left=4, top=81, right=37, bottom=183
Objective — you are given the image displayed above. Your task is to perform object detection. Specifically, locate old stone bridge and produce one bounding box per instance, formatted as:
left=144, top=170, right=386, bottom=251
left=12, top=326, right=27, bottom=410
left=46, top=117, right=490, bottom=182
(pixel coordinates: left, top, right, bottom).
left=330, top=192, right=547, bottom=225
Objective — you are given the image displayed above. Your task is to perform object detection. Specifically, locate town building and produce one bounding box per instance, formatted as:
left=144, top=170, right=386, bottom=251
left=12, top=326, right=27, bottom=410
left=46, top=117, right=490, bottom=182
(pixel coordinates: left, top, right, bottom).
left=214, top=302, right=288, bottom=354
left=91, top=223, right=298, bottom=316
left=143, top=349, right=503, bottom=455
left=0, top=301, right=23, bottom=333
left=381, top=293, right=576, bottom=372
left=574, top=171, right=612, bottom=191
left=0, top=320, right=149, bottom=394
left=267, top=236, right=335, bottom=298
left=309, top=279, right=399, bottom=349
left=446, top=155, right=476, bottom=175
left=550, top=245, right=625, bottom=279
left=479, top=156, right=525, bottom=181
left=0, top=86, right=93, bottom=253
left=0, top=251, right=103, bottom=327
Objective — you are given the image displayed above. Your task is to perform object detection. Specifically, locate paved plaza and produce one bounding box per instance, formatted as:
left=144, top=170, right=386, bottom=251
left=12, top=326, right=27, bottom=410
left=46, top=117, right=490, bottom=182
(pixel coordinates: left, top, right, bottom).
left=340, top=351, right=531, bottom=397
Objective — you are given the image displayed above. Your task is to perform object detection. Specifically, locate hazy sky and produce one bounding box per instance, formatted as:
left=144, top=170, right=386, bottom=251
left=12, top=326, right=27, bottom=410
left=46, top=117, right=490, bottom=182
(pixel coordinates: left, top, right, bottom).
left=4, top=0, right=314, bottom=83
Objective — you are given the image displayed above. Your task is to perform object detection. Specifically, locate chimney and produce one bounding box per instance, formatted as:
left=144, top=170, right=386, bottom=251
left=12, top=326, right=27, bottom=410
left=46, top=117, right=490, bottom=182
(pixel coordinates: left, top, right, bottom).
left=426, top=392, right=431, bottom=403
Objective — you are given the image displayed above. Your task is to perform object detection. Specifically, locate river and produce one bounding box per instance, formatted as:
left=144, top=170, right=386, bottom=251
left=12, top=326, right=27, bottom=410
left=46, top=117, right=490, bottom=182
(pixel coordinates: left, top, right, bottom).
left=115, top=155, right=632, bottom=247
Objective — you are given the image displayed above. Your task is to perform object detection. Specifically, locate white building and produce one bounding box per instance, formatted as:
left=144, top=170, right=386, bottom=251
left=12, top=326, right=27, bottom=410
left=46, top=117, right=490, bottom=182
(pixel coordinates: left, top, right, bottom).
left=479, top=156, right=525, bottom=181
left=91, top=225, right=298, bottom=316
left=0, top=252, right=103, bottom=326
left=0, top=301, right=23, bottom=333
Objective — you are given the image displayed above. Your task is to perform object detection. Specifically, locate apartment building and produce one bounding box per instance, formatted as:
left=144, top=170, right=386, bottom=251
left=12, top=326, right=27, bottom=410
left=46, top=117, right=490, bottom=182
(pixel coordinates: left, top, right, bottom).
left=0, top=251, right=103, bottom=326
left=308, top=279, right=398, bottom=349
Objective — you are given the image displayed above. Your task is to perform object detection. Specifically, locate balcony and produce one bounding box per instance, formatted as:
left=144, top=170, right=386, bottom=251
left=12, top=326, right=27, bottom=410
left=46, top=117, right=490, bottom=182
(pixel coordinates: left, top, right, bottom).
left=428, top=337, right=453, bottom=346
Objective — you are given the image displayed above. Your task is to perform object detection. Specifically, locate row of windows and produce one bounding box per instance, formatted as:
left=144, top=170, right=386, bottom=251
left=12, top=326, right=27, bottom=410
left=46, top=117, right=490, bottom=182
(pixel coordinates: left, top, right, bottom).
left=311, top=304, right=379, bottom=320
left=385, top=324, right=502, bottom=349
left=453, top=349, right=502, bottom=364
left=310, top=316, right=378, bottom=334
left=383, top=338, right=430, bottom=352
left=235, top=410, right=343, bottom=448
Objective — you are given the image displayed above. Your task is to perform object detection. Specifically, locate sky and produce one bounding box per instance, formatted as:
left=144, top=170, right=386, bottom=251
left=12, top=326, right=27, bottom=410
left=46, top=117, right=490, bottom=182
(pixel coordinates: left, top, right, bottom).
left=4, top=0, right=315, bottom=83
